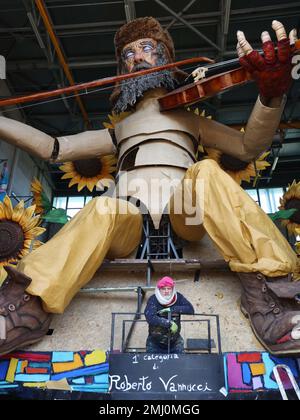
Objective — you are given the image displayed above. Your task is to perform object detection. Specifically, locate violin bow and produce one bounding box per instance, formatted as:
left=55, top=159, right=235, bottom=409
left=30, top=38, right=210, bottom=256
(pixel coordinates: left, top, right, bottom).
left=0, top=56, right=214, bottom=108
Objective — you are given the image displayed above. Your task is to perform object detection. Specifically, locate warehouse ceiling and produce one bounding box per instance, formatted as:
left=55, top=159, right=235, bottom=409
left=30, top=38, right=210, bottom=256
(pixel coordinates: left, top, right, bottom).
left=0, top=0, right=300, bottom=194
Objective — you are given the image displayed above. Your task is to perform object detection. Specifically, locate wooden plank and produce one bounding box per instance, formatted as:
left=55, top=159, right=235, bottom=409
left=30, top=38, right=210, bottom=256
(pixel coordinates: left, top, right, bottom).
left=98, top=258, right=229, bottom=272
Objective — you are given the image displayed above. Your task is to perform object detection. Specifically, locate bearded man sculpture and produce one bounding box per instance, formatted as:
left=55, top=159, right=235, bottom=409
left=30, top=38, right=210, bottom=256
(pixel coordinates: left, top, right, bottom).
left=0, top=17, right=299, bottom=356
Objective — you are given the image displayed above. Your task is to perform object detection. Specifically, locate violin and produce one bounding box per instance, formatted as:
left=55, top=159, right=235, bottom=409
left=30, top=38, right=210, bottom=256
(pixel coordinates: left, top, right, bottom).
left=159, top=39, right=300, bottom=111
left=159, top=60, right=252, bottom=111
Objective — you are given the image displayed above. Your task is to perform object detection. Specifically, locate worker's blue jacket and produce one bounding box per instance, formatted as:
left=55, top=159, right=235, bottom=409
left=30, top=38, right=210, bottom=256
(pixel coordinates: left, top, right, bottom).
left=144, top=292, right=194, bottom=347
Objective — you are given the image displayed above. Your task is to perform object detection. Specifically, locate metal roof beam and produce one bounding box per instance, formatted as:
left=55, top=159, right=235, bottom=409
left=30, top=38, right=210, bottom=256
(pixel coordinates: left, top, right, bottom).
left=165, top=0, right=198, bottom=31
left=22, top=0, right=75, bottom=119
left=124, top=0, right=136, bottom=23
left=34, top=0, right=90, bottom=127
left=153, top=0, right=221, bottom=51
left=1, top=4, right=299, bottom=36
left=219, top=0, right=231, bottom=58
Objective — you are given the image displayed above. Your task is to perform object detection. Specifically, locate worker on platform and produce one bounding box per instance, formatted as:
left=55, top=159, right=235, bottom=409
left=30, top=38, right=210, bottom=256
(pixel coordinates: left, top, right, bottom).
left=144, top=276, right=194, bottom=353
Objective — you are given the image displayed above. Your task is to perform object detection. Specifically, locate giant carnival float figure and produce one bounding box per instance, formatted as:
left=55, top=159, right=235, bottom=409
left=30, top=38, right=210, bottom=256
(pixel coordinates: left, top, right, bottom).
left=0, top=17, right=299, bottom=357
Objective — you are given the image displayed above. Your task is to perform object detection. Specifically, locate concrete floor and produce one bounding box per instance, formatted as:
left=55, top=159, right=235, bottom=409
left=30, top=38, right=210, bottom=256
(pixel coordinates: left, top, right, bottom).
left=25, top=235, right=264, bottom=354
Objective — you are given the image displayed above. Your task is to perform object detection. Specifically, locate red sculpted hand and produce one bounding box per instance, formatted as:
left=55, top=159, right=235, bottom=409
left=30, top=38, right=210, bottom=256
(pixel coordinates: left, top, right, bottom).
left=236, top=21, right=297, bottom=100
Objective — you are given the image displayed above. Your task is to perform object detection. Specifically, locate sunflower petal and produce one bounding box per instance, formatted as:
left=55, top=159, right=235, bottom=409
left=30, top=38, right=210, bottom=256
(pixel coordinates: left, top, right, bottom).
left=31, top=178, right=43, bottom=194
left=258, top=151, right=270, bottom=161
left=68, top=176, right=81, bottom=188
left=0, top=266, right=8, bottom=286
left=61, top=172, right=77, bottom=180
left=19, top=205, right=36, bottom=229
left=10, top=200, right=25, bottom=223
left=18, top=249, right=30, bottom=258
left=198, top=144, right=205, bottom=153
left=77, top=179, right=87, bottom=192
left=256, top=161, right=271, bottom=170
left=0, top=201, right=5, bottom=219
left=31, top=240, right=43, bottom=250
left=86, top=179, right=97, bottom=192
left=59, top=162, right=74, bottom=173
left=25, top=226, right=46, bottom=238
left=23, top=239, right=33, bottom=249
left=103, top=122, right=113, bottom=129
left=22, top=215, right=42, bottom=232
left=3, top=195, right=13, bottom=218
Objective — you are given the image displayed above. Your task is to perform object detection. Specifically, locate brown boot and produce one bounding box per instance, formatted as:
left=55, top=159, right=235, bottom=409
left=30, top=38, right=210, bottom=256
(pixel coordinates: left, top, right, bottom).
left=0, top=266, right=51, bottom=356
left=238, top=272, right=300, bottom=356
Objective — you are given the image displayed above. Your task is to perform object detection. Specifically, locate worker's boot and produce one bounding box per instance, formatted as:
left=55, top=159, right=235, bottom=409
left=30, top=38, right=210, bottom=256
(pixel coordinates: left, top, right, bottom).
left=0, top=266, right=51, bottom=356
left=238, top=272, right=300, bottom=355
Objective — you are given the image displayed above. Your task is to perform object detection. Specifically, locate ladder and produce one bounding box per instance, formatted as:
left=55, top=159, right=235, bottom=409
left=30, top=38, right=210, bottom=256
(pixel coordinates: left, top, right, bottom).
left=138, top=214, right=181, bottom=286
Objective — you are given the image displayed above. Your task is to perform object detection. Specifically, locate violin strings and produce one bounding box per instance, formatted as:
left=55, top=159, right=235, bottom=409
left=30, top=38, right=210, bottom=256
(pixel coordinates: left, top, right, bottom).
left=1, top=64, right=200, bottom=113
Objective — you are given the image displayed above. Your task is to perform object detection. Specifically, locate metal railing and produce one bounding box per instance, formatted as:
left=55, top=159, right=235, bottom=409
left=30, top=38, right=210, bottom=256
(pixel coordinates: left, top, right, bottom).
left=110, top=312, right=222, bottom=355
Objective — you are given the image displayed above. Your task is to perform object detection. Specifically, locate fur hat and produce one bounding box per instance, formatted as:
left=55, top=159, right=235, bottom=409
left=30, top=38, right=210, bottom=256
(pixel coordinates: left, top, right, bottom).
left=114, top=17, right=175, bottom=70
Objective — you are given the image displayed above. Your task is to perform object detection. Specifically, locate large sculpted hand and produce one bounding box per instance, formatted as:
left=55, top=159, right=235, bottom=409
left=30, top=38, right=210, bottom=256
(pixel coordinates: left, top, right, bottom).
left=237, top=20, right=297, bottom=100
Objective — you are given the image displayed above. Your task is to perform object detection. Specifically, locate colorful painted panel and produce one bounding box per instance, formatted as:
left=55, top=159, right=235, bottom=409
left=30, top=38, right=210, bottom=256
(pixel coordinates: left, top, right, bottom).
left=0, top=350, right=109, bottom=394
left=224, top=352, right=300, bottom=393
left=1, top=350, right=300, bottom=397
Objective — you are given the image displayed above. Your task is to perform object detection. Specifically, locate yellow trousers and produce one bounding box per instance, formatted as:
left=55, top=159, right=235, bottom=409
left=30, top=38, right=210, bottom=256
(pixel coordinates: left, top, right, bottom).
left=170, top=160, right=299, bottom=278
left=18, top=197, right=142, bottom=313
left=18, top=160, right=299, bottom=313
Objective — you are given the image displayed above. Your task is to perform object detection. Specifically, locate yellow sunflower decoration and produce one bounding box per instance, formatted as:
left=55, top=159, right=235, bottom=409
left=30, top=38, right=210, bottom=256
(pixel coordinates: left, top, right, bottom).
left=0, top=196, right=45, bottom=285
left=31, top=178, right=44, bottom=214
left=204, top=148, right=270, bottom=185
left=296, top=243, right=300, bottom=256
left=102, top=111, right=131, bottom=130
left=279, top=180, right=300, bottom=234
left=59, top=111, right=130, bottom=193
left=59, top=155, right=117, bottom=192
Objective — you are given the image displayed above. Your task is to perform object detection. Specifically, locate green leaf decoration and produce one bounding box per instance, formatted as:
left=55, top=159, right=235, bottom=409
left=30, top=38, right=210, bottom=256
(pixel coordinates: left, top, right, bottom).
left=42, top=208, right=69, bottom=224
left=40, top=191, right=52, bottom=213
left=269, top=208, right=297, bottom=221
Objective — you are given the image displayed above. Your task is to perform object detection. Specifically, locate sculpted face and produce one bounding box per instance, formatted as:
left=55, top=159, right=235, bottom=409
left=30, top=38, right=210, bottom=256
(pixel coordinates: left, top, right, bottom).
left=122, top=38, right=158, bottom=73
left=113, top=39, right=176, bottom=114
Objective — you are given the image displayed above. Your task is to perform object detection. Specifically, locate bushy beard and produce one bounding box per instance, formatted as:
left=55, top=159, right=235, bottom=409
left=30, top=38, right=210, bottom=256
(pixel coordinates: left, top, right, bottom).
left=113, top=43, right=178, bottom=114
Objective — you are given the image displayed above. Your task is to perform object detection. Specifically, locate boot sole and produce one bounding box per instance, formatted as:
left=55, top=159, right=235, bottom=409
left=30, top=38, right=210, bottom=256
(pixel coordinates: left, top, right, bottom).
left=0, top=316, right=52, bottom=357
left=240, top=305, right=300, bottom=356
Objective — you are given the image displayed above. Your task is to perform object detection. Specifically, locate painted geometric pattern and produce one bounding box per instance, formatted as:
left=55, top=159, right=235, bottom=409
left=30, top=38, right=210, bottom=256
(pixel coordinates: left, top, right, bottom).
left=224, top=352, right=300, bottom=393
left=1, top=350, right=300, bottom=395
left=0, top=350, right=109, bottom=394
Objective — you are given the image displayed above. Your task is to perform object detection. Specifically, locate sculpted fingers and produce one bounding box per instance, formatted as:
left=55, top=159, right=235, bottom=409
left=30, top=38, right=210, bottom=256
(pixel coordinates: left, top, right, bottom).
left=236, top=42, right=244, bottom=59
left=237, top=42, right=255, bottom=72
left=261, top=31, right=276, bottom=65
left=272, top=20, right=287, bottom=41
left=272, top=20, right=290, bottom=63
left=237, top=30, right=264, bottom=70
left=261, top=31, right=271, bottom=44
left=237, top=30, right=253, bottom=55
left=289, top=28, right=298, bottom=46
left=237, top=20, right=294, bottom=98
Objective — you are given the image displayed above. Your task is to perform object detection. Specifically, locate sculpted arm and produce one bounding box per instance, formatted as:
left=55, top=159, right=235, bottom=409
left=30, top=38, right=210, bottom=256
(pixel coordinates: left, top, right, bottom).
left=198, top=96, right=285, bottom=162
left=199, top=20, right=295, bottom=162
left=0, top=116, right=116, bottom=162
